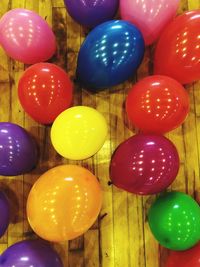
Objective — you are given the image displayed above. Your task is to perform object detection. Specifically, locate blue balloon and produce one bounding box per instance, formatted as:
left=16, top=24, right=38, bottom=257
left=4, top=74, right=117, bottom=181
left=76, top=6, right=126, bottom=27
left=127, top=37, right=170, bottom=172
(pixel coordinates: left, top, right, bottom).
left=76, top=20, right=145, bottom=89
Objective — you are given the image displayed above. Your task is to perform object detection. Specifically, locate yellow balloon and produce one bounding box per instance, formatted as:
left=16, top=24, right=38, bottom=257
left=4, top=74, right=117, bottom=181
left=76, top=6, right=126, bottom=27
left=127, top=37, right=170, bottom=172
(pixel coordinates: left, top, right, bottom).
left=26, top=164, right=102, bottom=242
left=51, top=106, right=107, bottom=160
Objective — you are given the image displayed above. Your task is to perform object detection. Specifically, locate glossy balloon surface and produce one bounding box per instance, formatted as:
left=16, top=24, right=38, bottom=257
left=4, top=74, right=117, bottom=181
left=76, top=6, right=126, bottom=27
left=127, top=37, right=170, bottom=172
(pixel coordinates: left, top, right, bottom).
left=154, top=10, right=200, bottom=84
left=77, top=20, right=145, bottom=89
left=120, top=0, right=179, bottom=45
left=0, top=192, right=9, bottom=238
left=27, top=165, right=102, bottom=242
left=166, top=242, right=200, bottom=267
left=148, top=192, right=200, bottom=250
left=0, top=122, right=38, bottom=176
left=0, top=240, right=63, bottom=267
left=110, top=134, right=179, bottom=195
left=126, top=75, right=190, bottom=134
left=0, top=8, right=56, bottom=64
left=18, top=63, right=73, bottom=125
left=64, top=0, right=119, bottom=28
left=51, top=106, right=107, bottom=160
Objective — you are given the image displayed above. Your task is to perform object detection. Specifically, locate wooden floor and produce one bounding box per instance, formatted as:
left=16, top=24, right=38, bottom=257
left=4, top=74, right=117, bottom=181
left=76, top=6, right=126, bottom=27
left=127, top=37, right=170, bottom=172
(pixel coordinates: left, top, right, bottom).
left=0, top=0, right=200, bottom=266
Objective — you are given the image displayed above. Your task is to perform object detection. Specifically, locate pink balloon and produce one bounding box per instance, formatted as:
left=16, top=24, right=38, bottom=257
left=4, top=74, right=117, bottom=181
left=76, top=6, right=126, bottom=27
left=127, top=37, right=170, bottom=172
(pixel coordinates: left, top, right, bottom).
left=0, top=9, right=56, bottom=64
left=120, top=0, right=180, bottom=45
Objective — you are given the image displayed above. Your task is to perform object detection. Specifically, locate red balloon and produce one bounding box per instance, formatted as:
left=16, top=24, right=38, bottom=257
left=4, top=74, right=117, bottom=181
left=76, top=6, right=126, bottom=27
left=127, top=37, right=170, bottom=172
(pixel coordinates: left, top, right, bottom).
left=18, top=63, right=73, bottom=124
left=126, top=75, right=190, bottom=134
left=166, top=242, right=200, bottom=267
left=154, top=11, right=200, bottom=84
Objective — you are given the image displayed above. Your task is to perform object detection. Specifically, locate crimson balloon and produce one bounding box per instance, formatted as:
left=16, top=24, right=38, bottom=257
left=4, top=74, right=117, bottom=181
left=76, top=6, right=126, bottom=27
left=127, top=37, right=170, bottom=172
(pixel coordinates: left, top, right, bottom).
left=110, top=134, right=179, bottom=195
left=126, top=75, right=190, bottom=134
left=154, top=10, right=200, bottom=84
left=18, top=63, right=73, bottom=125
left=166, top=242, right=200, bottom=267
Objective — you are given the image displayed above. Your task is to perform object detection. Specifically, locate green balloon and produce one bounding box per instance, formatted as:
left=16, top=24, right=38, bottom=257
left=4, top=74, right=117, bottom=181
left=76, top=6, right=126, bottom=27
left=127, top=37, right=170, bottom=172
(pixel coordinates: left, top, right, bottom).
left=148, top=191, right=200, bottom=250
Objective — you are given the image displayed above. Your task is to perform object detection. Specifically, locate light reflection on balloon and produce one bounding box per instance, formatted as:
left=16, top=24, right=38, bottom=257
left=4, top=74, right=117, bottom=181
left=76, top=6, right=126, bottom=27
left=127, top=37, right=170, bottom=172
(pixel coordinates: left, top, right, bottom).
left=51, top=106, right=108, bottom=160
left=27, top=165, right=102, bottom=242
left=154, top=10, right=200, bottom=84
left=0, top=122, right=38, bottom=176
left=0, top=239, right=63, bottom=267
left=0, top=8, right=56, bottom=64
left=110, top=134, right=179, bottom=195
left=18, top=63, right=73, bottom=125
left=120, top=0, right=180, bottom=45
left=148, top=192, right=200, bottom=250
left=76, top=20, right=144, bottom=89
left=126, top=75, right=190, bottom=133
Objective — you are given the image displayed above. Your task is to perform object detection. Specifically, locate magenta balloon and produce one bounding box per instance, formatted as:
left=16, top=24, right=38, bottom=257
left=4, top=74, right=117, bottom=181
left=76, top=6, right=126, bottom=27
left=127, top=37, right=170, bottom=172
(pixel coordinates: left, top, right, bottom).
left=120, top=0, right=180, bottom=45
left=0, top=9, right=56, bottom=64
left=64, top=0, right=119, bottom=28
left=110, top=134, right=179, bottom=195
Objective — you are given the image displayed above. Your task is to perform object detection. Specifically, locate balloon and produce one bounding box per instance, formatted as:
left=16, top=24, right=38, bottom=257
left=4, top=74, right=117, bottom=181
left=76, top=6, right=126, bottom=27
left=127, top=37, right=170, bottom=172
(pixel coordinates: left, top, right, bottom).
left=0, top=122, right=38, bottom=176
left=110, top=134, right=179, bottom=195
left=27, top=165, right=102, bottom=242
left=0, top=192, right=9, bottom=238
left=76, top=20, right=145, bottom=89
left=0, top=8, right=56, bottom=64
left=154, top=10, right=200, bottom=84
left=126, top=75, right=190, bottom=134
left=148, top=191, right=200, bottom=251
left=0, top=239, right=63, bottom=267
left=18, top=63, right=73, bottom=125
left=120, top=0, right=179, bottom=45
left=64, top=0, right=119, bottom=28
left=51, top=106, right=107, bottom=160
left=166, top=242, right=200, bottom=267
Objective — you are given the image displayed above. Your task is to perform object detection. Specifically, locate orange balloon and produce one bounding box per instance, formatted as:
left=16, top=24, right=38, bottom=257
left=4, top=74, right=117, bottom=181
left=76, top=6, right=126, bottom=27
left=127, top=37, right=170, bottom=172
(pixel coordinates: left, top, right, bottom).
left=26, top=165, right=102, bottom=242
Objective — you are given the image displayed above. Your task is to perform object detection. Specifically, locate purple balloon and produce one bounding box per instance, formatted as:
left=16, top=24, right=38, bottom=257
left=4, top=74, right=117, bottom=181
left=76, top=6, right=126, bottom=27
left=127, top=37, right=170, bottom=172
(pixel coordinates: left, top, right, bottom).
left=0, top=122, right=38, bottom=176
left=0, top=240, right=63, bottom=267
left=64, top=0, right=119, bottom=28
left=110, top=134, right=179, bottom=195
left=0, top=192, right=9, bottom=238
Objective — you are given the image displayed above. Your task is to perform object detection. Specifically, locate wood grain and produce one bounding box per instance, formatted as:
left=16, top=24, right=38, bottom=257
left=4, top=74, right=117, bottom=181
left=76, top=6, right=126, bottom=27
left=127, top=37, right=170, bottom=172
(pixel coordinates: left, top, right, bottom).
left=0, top=0, right=199, bottom=266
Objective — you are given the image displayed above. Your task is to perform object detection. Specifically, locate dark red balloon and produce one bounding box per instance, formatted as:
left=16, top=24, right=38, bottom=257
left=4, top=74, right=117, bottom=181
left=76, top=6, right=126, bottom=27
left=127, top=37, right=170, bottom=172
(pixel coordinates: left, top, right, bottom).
left=18, top=63, right=73, bottom=124
left=110, top=134, right=179, bottom=195
left=154, top=10, right=200, bottom=84
left=166, top=242, right=200, bottom=267
left=126, top=75, right=190, bottom=134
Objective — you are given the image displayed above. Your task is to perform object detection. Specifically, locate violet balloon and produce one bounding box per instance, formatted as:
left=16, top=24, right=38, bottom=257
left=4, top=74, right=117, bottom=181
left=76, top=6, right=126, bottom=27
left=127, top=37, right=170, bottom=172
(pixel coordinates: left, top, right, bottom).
left=110, top=134, right=179, bottom=195
left=0, top=8, right=56, bottom=64
left=64, top=0, right=119, bottom=28
left=0, top=240, right=63, bottom=267
left=0, top=192, right=9, bottom=238
left=0, top=122, right=38, bottom=176
left=120, top=0, right=180, bottom=45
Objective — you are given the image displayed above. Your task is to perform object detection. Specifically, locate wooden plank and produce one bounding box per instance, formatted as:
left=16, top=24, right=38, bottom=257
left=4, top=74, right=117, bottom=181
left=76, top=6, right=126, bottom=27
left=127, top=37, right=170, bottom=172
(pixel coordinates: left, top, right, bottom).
left=84, top=230, right=100, bottom=267
left=96, top=91, right=115, bottom=267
